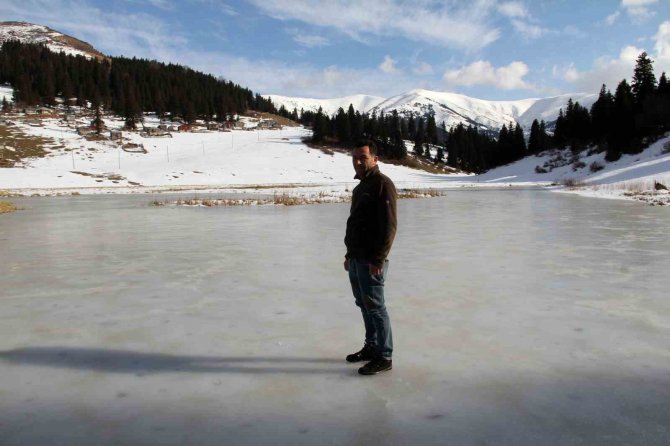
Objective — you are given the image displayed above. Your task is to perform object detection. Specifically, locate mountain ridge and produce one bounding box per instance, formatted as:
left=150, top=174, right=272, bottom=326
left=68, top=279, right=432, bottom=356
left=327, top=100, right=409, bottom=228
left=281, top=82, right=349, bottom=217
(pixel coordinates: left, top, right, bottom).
left=267, top=89, right=598, bottom=132
left=0, top=21, right=105, bottom=61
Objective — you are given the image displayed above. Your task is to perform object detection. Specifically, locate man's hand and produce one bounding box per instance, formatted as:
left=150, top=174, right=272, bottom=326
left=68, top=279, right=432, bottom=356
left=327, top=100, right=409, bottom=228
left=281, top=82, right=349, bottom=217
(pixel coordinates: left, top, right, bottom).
left=369, top=264, right=383, bottom=276
left=343, top=258, right=349, bottom=272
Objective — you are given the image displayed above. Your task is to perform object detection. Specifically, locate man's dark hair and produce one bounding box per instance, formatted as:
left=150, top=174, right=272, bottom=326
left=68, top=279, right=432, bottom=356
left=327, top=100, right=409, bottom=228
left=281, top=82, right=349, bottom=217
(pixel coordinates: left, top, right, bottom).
left=355, top=139, right=377, bottom=155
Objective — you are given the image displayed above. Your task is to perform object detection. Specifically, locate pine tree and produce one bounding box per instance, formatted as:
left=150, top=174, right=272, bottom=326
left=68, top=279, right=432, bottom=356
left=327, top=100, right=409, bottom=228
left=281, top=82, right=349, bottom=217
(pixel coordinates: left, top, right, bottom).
left=607, top=79, right=636, bottom=160
left=566, top=101, right=591, bottom=148
left=92, top=95, right=104, bottom=134
left=657, top=72, right=670, bottom=132
left=426, top=114, right=438, bottom=144
left=590, top=84, right=614, bottom=145
left=388, top=110, right=406, bottom=159
left=414, top=118, right=425, bottom=156
left=497, top=124, right=510, bottom=164
left=335, top=107, right=351, bottom=143
left=123, top=78, right=142, bottom=129
left=539, top=120, right=549, bottom=152
left=347, top=104, right=360, bottom=142
left=312, top=107, right=327, bottom=143
left=435, top=146, right=444, bottom=163
left=1, top=97, right=8, bottom=112
left=528, top=119, right=541, bottom=154
left=513, top=122, right=526, bottom=159
left=631, top=52, right=656, bottom=108
left=554, top=109, right=566, bottom=147
left=659, top=72, right=669, bottom=96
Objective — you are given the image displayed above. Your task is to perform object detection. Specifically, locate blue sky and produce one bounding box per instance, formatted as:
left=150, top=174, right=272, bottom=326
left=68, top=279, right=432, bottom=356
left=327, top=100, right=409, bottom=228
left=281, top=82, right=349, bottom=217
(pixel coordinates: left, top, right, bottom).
left=2, top=0, right=670, bottom=100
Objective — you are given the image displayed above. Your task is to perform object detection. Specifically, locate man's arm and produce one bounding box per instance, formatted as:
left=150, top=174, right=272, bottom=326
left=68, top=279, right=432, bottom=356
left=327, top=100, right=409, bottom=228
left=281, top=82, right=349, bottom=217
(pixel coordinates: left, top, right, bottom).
left=371, top=179, right=397, bottom=271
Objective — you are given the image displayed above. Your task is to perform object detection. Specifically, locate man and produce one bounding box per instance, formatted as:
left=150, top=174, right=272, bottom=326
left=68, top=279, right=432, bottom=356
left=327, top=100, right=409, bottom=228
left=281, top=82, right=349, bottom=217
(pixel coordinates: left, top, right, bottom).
left=344, top=140, right=398, bottom=376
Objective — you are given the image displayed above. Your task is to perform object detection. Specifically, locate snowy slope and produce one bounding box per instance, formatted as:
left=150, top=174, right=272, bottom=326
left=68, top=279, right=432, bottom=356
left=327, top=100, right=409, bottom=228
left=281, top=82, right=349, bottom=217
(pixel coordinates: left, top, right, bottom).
left=0, top=115, right=447, bottom=193
left=0, top=110, right=668, bottom=206
left=0, top=21, right=105, bottom=60
left=1, top=107, right=668, bottom=204
left=516, top=93, right=598, bottom=130
left=0, top=85, right=13, bottom=103
left=265, top=94, right=385, bottom=117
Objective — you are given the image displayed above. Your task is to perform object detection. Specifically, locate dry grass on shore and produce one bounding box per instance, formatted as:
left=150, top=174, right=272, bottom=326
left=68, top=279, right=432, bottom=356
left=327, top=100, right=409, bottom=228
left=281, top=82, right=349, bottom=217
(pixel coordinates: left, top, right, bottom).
left=0, top=201, right=17, bottom=214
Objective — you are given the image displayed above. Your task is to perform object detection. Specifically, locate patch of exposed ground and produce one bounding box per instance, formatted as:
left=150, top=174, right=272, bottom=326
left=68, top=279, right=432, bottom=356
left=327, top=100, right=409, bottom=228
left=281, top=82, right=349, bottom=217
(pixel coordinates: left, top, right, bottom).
left=622, top=190, right=670, bottom=206
left=0, top=121, right=53, bottom=166
left=0, top=200, right=17, bottom=213
left=248, top=111, right=300, bottom=127
left=70, top=170, right=129, bottom=184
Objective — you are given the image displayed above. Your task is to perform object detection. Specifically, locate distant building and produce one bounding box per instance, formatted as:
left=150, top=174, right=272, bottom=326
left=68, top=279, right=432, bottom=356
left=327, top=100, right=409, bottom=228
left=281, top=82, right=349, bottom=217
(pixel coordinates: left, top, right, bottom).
left=178, top=124, right=191, bottom=132
left=110, top=130, right=123, bottom=141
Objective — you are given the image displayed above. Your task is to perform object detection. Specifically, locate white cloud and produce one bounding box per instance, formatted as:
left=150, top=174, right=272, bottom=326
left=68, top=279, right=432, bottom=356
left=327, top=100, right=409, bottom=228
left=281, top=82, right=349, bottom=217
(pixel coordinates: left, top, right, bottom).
left=144, top=0, right=172, bottom=9
left=655, top=21, right=670, bottom=65
left=622, top=0, right=658, bottom=21
left=511, top=19, right=547, bottom=39
left=220, top=3, right=238, bottom=16
left=498, top=2, right=547, bottom=39
left=379, top=55, right=400, bottom=74
left=443, top=60, right=533, bottom=90
left=285, top=28, right=329, bottom=48
left=562, top=64, right=579, bottom=82
left=563, top=21, right=670, bottom=93
left=562, top=25, right=587, bottom=39
left=605, top=10, right=620, bottom=25
left=293, top=34, right=329, bottom=48
left=559, top=45, right=644, bottom=92
left=413, top=62, right=433, bottom=76
left=246, top=0, right=500, bottom=51
left=497, top=1, right=528, bottom=18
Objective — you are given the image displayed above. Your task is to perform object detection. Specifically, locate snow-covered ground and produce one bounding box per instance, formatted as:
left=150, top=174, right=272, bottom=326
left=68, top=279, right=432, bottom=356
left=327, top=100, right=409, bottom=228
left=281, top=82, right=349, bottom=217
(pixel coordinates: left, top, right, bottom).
left=0, top=112, right=473, bottom=196
left=0, top=85, right=12, bottom=104
left=1, top=191, right=669, bottom=445
left=1, top=108, right=669, bottom=206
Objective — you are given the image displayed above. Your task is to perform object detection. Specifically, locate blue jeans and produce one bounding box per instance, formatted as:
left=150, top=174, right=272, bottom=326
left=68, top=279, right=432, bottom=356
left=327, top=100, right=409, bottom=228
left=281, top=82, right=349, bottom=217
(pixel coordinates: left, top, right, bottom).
left=348, top=258, right=393, bottom=360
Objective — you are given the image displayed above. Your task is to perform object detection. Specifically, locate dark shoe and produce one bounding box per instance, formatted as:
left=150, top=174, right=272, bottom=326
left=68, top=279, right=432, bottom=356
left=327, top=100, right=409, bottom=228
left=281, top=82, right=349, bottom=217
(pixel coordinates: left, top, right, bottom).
left=358, top=358, right=392, bottom=375
left=346, top=344, right=376, bottom=363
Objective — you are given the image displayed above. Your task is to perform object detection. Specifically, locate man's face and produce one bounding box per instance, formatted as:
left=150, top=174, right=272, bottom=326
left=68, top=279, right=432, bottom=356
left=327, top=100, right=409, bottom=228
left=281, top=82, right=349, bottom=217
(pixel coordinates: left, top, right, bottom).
left=352, top=145, right=378, bottom=177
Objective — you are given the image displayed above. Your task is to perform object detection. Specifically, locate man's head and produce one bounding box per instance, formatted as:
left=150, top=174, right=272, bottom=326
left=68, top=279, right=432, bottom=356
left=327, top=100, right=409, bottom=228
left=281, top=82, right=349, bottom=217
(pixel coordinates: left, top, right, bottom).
left=352, top=140, right=378, bottom=178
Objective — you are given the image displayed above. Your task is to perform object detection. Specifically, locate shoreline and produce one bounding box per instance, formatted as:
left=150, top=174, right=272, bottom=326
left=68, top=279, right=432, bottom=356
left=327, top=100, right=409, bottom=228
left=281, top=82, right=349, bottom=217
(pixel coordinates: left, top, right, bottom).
left=2, top=181, right=668, bottom=207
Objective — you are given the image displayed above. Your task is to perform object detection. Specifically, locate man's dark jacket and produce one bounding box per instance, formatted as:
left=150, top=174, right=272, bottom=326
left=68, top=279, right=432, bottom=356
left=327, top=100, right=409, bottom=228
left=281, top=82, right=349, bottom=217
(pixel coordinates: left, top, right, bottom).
left=345, top=166, right=398, bottom=268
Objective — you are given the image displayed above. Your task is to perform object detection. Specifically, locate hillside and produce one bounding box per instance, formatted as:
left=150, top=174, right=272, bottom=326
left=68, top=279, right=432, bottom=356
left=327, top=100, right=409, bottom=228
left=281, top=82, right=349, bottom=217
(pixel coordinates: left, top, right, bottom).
left=0, top=21, right=105, bottom=60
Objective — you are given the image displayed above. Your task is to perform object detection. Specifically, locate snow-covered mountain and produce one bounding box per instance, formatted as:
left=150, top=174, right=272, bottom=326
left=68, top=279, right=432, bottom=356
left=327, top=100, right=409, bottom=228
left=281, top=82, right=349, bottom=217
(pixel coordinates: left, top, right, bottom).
left=268, top=88, right=598, bottom=132
left=265, top=93, right=385, bottom=117
left=0, top=21, right=105, bottom=60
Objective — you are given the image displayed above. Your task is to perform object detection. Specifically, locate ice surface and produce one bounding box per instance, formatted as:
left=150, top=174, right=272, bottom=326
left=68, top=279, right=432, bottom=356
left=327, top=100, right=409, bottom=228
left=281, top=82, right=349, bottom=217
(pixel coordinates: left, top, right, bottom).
left=1, top=190, right=670, bottom=445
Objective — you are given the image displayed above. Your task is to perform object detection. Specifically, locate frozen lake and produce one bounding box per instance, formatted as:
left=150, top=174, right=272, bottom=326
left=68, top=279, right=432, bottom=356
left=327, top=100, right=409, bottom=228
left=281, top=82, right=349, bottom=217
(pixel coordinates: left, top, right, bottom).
left=1, top=190, right=669, bottom=445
